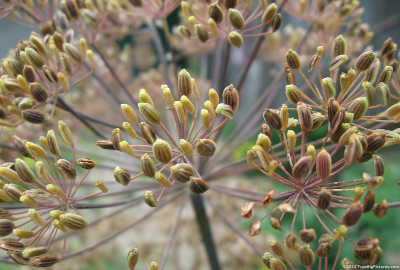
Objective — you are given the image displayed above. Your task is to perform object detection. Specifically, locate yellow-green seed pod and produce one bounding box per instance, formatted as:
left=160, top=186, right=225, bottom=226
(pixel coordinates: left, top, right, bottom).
left=385, top=102, right=400, bottom=118
left=35, top=161, right=49, bottom=183
left=120, top=141, right=137, bottom=158
left=114, top=166, right=130, bottom=186
left=204, top=100, right=217, bottom=120
left=150, top=261, right=158, bottom=270
left=86, top=50, right=96, bottom=68
left=189, top=177, right=210, bottom=194
left=13, top=136, right=33, bottom=159
left=121, top=104, right=139, bottom=125
left=56, top=159, right=76, bottom=180
left=24, top=48, right=44, bottom=69
left=228, top=31, right=243, bottom=48
left=362, top=81, right=376, bottom=106
left=329, top=55, right=348, bottom=71
left=138, top=103, right=160, bottom=125
left=365, top=58, right=381, bottom=85
left=262, top=252, right=274, bottom=268
left=348, top=97, right=368, bottom=121
left=94, top=179, right=108, bottom=193
left=196, top=139, right=217, bottom=157
left=286, top=49, right=301, bottom=70
left=252, top=145, right=269, bottom=171
left=161, top=86, right=174, bottom=107
left=376, top=83, right=390, bottom=107
left=170, top=163, right=193, bottom=183
left=0, top=167, right=22, bottom=183
left=60, top=213, right=87, bottom=230
left=192, top=78, right=200, bottom=100
left=60, top=53, right=72, bottom=75
left=111, top=128, right=122, bottom=151
left=178, top=69, right=193, bottom=98
left=29, top=255, right=60, bottom=267
left=174, top=101, right=186, bottom=123
left=306, top=145, right=316, bottom=161
left=0, top=219, right=15, bottom=237
left=18, top=98, right=34, bottom=110
left=215, top=103, right=234, bottom=119
left=334, top=225, right=347, bottom=242
left=201, top=109, right=211, bottom=130
left=262, top=3, right=277, bottom=25
left=128, top=248, right=139, bottom=270
left=299, top=244, right=315, bottom=266
left=122, top=122, right=139, bottom=139
left=272, top=13, right=282, bottom=32
left=57, top=120, right=73, bottom=146
left=322, top=77, right=336, bottom=98
left=180, top=139, right=193, bottom=156
left=139, top=89, right=154, bottom=106
left=26, top=142, right=46, bottom=158
left=23, top=245, right=48, bottom=258
left=208, top=18, right=219, bottom=37
left=355, top=51, right=376, bottom=72
left=269, top=240, right=285, bottom=256
left=57, top=73, right=69, bottom=93
left=140, top=154, right=156, bottom=178
left=228, top=9, right=244, bottom=30
left=178, top=25, right=191, bottom=40
left=287, top=130, right=296, bottom=150
left=46, top=130, right=61, bottom=157
left=52, top=219, right=67, bottom=232
left=155, top=172, right=172, bottom=188
left=50, top=210, right=65, bottom=220
left=79, top=38, right=87, bottom=57
left=144, top=190, right=158, bottom=207
left=208, top=89, right=219, bottom=108
left=28, top=209, right=47, bottom=227
left=268, top=160, right=278, bottom=176
left=353, top=186, right=364, bottom=202
left=17, top=75, right=29, bottom=93
left=181, top=1, right=189, bottom=17
left=63, top=43, right=82, bottom=63
left=331, top=35, right=346, bottom=58
left=269, top=257, right=287, bottom=270
left=297, top=102, right=312, bottom=133
left=256, top=133, right=271, bottom=152
left=377, top=66, right=393, bottom=85
left=20, top=196, right=39, bottom=208
left=0, top=189, right=12, bottom=202
left=46, top=184, right=65, bottom=198
left=153, top=139, right=173, bottom=164
left=13, top=229, right=35, bottom=239
left=247, top=150, right=255, bottom=165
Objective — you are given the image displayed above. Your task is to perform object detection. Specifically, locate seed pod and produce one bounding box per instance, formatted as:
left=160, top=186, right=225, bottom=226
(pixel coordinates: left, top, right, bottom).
left=0, top=219, right=15, bottom=237
left=57, top=120, right=73, bottom=146
left=144, top=190, right=158, bottom=207
left=306, top=145, right=316, bottom=161
left=122, top=122, right=139, bottom=140
left=365, top=58, right=381, bottom=84
left=340, top=73, right=348, bottom=92
left=362, top=190, right=375, bottom=213
left=322, top=78, right=336, bottom=98
left=263, top=109, right=282, bottom=130
left=4, top=184, right=25, bottom=201
left=189, top=177, right=210, bottom=194
left=329, top=55, right=348, bottom=71
left=286, top=130, right=296, bottom=150
left=161, top=86, right=174, bottom=108
left=177, top=69, right=193, bottom=98
left=327, top=97, right=340, bottom=123
left=194, top=24, right=209, bottom=43
left=377, top=66, right=393, bottom=85
left=138, top=103, right=160, bottom=125
left=171, top=163, right=193, bottom=183
left=179, top=139, right=193, bottom=156
left=284, top=65, right=295, bottom=85
left=208, top=89, right=219, bottom=107
left=316, top=149, right=331, bottom=182
left=178, top=26, right=191, bottom=39
left=174, top=101, right=186, bottom=124
left=121, top=104, right=139, bottom=125
left=60, top=213, right=87, bottom=230
left=216, top=103, right=234, bottom=119
left=335, top=224, right=349, bottom=241
left=29, top=255, right=60, bottom=267
left=331, top=35, right=346, bottom=58
left=28, top=209, right=46, bottom=227
left=49, top=210, right=65, bottom=220
left=269, top=240, right=285, bottom=256
left=361, top=81, right=376, bottom=106
left=153, top=172, right=171, bottom=188
left=353, top=238, right=379, bottom=262
left=24, top=48, right=44, bottom=69
left=269, top=257, right=287, bottom=270
left=299, top=244, right=315, bottom=266
left=60, top=53, right=72, bottom=75
left=0, top=189, right=12, bottom=202
left=369, top=246, right=383, bottom=265
left=348, top=97, right=367, bottom=121
left=355, top=51, right=376, bottom=72
left=110, top=128, right=122, bottom=151
left=8, top=250, right=30, bottom=265
left=317, top=188, right=332, bottom=210
left=153, top=139, right=173, bottom=164
left=389, top=59, right=398, bottom=72
left=252, top=145, right=269, bottom=171
left=272, top=13, right=282, bottom=32
left=42, top=65, right=58, bottom=84
left=300, top=229, right=316, bottom=243
left=223, top=0, right=238, bottom=9
left=0, top=239, right=25, bottom=252
left=76, top=157, right=96, bottom=170
left=285, top=84, right=302, bottom=105
left=46, top=184, right=65, bottom=198
left=310, top=112, right=325, bottom=131
left=0, top=208, right=13, bottom=220
left=342, top=201, right=363, bottom=226
left=139, top=89, right=153, bottom=106
left=196, top=139, right=217, bottom=157
left=222, top=84, right=239, bottom=113
left=228, top=31, right=243, bottom=48
left=140, top=154, right=156, bottom=178
left=201, top=109, right=211, bottom=130
left=15, top=158, right=36, bottom=183
left=316, top=243, right=332, bottom=257
left=286, top=49, right=301, bottom=70
left=261, top=3, right=277, bottom=24
left=114, top=166, right=131, bottom=186
left=139, top=123, right=156, bottom=145
left=269, top=217, right=282, bottom=232
left=285, top=233, right=298, bottom=251
left=262, top=252, right=274, bottom=268
left=241, top=202, right=255, bottom=220
left=297, top=102, right=312, bottom=133
left=292, top=156, right=312, bottom=181
left=365, top=132, right=386, bottom=153
left=181, top=95, right=195, bottom=114
left=385, top=102, right=400, bottom=118
left=373, top=199, right=388, bottom=219
left=56, top=159, right=76, bottom=180
left=21, top=109, right=47, bottom=124
left=23, top=245, right=47, bottom=258
left=363, top=173, right=383, bottom=189
left=46, top=130, right=61, bottom=156
left=309, top=54, right=321, bottom=73
left=0, top=167, right=22, bottom=183
left=380, top=37, right=394, bottom=60
left=128, top=248, right=139, bottom=270
left=256, top=133, right=271, bottom=153
left=208, top=3, right=223, bottom=24
left=28, top=82, right=48, bottom=103
left=248, top=219, right=261, bottom=236
left=96, top=140, right=115, bottom=150
left=376, top=83, right=390, bottom=107
left=228, top=9, right=244, bottom=30
left=372, top=155, right=384, bottom=176
left=20, top=196, right=39, bottom=208
left=22, top=65, right=36, bottom=83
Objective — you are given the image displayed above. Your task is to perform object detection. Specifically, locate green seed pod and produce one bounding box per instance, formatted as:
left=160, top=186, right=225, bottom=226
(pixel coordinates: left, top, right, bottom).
left=262, top=3, right=277, bottom=25
left=140, top=122, right=156, bottom=145
left=208, top=3, right=223, bottom=24
left=271, top=13, right=282, bottom=32
left=292, top=156, right=312, bottom=181
left=196, top=139, right=217, bottom=157
left=155, top=173, right=172, bottom=188
left=57, top=120, right=73, bottom=146
left=195, top=24, right=209, bottom=43
left=322, top=77, right=336, bottom=98
left=4, top=184, right=25, bottom=201
left=377, top=65, right=393, bottom=85
left=178, top=69, right=193, bottom=98
left=329, top=55, right=348, bottom=71
left=0, top=219, right=15, bottom=237
left=189, top=177, right=210, bottom=194
left=139, top=89, right=154, bottom=107
left=46, top=130, right=61, bottom=156
left=23, top=245, right=48, bottom=258
left=365, top=58, right=381, bottom=85
left=355, top=51, right=376, bottom=72
left=153, top=139, right=173, bottom=164
left=144, top=190, right=158, bottom=207
left=286, top=49, right=301, bottom=69
left=20, top=196, right=39, bottom=208
left=24, top=48, right=44, bottom=69
left=128, top=248, right=139, bottom=270
left=178, top=26, right=191, bottom=40
left=285, top=84, right=302, bottom=105
left=60, top=53, right=72, bottom=76
left=50, top=210, right=66, bottom=220
left=29, top=255, right=60, bottom=267
left=35, top=161, right=49, bottom=183
left=228, top=9, right=244, bottom=30
left=138, top=103, right=160, bottom=125
left=94, top=179, right=108, bottom=193
left=13, top=229, right=35, bottom=239
left=171, top=163, right=193, bottom=183
left=376, top=83, right=390, bottom=107
left=228, top=31, right=243, bottom=48
left=114, top=166, right=130, bottom=186
left=331, top=35, right=346, bottom=58
left=140, top=154, right=156, bottom=178
left=299, top=244, right=315, bottom=266
left=59, top=213, right=87, bottom=230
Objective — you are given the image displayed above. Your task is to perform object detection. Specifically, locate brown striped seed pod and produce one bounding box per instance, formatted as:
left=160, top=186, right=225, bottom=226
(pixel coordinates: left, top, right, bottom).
left=353, top=238, right=379, bottom=262
left=342, top=201, right=363, bottom=226
left=316, top=243, right=332, bottom=257
left=128, top=248, right=139, bottom=270
left=59, top=213, right=87, bottom=230
left=0, top=209, right=13, bottom=220
left=385, top=102, right=400, bottom=118
left=223, top=0, right=238, bottom=9
left=292, top=155, right=312, bottom=181
left=140, top=122, right=156, bottom=145
left=228, top=9, right=244, bottom=30
left=285, top=233, right=298, bottom=251
left=4, top=184, right=26, bottom=201
left=362, top=81, right=376, bottom=106
left=299, top=244, right=315, bottom=266
left=316, top=149, right=331, bottom=182
left=285, top=85, right=302, bottom=105
left=262, top=252, right=274, bottom=269
left=22, top=65, right=36, bottom=83
left=377, top=83, right=390, bottom=107
left=263, top=109, right=282, bottom=130
left=138, top=103, right=160, bottom=125
left=152, top=139, right=173, bottom=164
left=365, top=132, right=386, bottom=153
left=269, top=217, right=283, bottom=232
left=29, top=255, right=60, bottom=267
left=372, top=155, right=384, bottom=176
left=140, top=154, right=156, bottom=178
left=0, top=240, right=25, bottom=252
left=46, top=130, right=61, bottom=156
left=272, top=13, right=282, bottom=32
left=300, top=229, right=316, bottom=243
left=269, top=240, right=285, bottom=256
left=22, top=109, right=47, bottom=124
left=284, top=64, right=295, bottom=85
left=29, top=82, right=48, bottom=103
left=297, top=102, right=312, bottom=133
left=241, top=202, right=255, bottom=220
left=373, top=199, right=388, bottom=219
left=331, top=35, right=346, bottom=58
left=0, top=219, right=15, bottom=237
left=317, top=188, right=332, bottom=210
left=286, top=49, right=301, bottom=70
left=42, top=65, right=58, bottom=84
left=380, top=37, right=394, bottom=60
left=327, top=97, right=340, bottom=123
left=369, top=246, right=383, bottom=265
left=365, top=59, right=381, bottom=85
left=144, top=190, right=158, bottom=207
left=348, top=97, right=367, bottom=121
left=76, top=158, right=96, bottom=170
left=269, top=257, right=287, bottom=270
left=196, top=139, right=217, bottom=157
left=56, top=159, right=76, bottom=180
left=248, top=219, right=261, bottom=236
left=110, top=128, right=122, bottom=151
left=171, top=163, right=193, bottom=183
left=363, top=190, right=375, bottom=213
left=377, top=66, right=393, bottom=85
left=23, top=245, right=47, bottom=258
left=96, top=140, right=115, bottom=150
left=8, top=250, right=30, bottom=265
left=208, top=3, right=223, bottom=24
left=114, top=166, right=130, bottom=186
left=330, top=108, right=345, bottom=133
left=189, top=177, right=210, bottom=194
left=15, top=158, right=36, bottom=183
left=178, top=69, right=193, bottom=97
left=329, top=55, right=348, bottom=71
left=355, top=51, right=376, bottom=72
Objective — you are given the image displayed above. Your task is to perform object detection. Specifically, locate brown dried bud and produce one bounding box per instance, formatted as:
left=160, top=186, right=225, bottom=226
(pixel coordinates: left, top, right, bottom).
left=241, top=202, right=255, bottom=219
left=363, top=190, right=375, bottom=213
left=208, top=3, right=223, bottom=24
left=76, top=158, right=96, bottom=170
left=262, top=252, right=274, bottom=269
left=22, top=109, right=48, bottom=124
left=189, top=177, right=210, bottom=194
left=0, top=219, right=15, bottom=237
left=8, top=250, right=30, bottom=265
left=316, top=149, right=331, bottom=182
left=285, top=85, right=302, bottom=105
left=262, top=124, right=272, bottom=140
left=286, top=49, right=301, bottom=69
left=365, top=132, right=386, bottom=153
left=59, top=213, right=87, bottom=230
left=263, top=109, right=282, bottom=130
left=292, top=155, right=312, bottom=181
left=269, top=240, right=285, bottom=256
left=327, top=97, right=340, bottom=123
left=269, top=217, right=282, bottom=232
left=222, top=84, right=239, bottom=113
left=56, top=159, right=76, bottom=180
left=299, top=244, right=315, bottom=266
left=316, top=243, right=332, bottom=257
left=29, top=255, right=60, bottom=267
left=372, top=155, right=384, bottom=176
left=140, top=122, right=156, bottom=145
left=269, top=257, right=287, bottom=270
left=171, top=163, right=193, bottom=183
left=297, top=102, right=312, bottom=133
left=331, top=35, right=346, bottom=58
left=317, top=188, right=332, bottom=210
left=248, top=219, right=261, bottom=236
left=355, top=51, right=376, bottom=72
left=300, top=229, right=316, bottom=243
left=373, top=199, right=388, bottom=219
left=342, top=201, right=363, bottom=226
left=353, top=238, right=379, bottom=262
left=96, top=140, right=115, bottom=150
left=196, top=139, right=217, bottom=157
